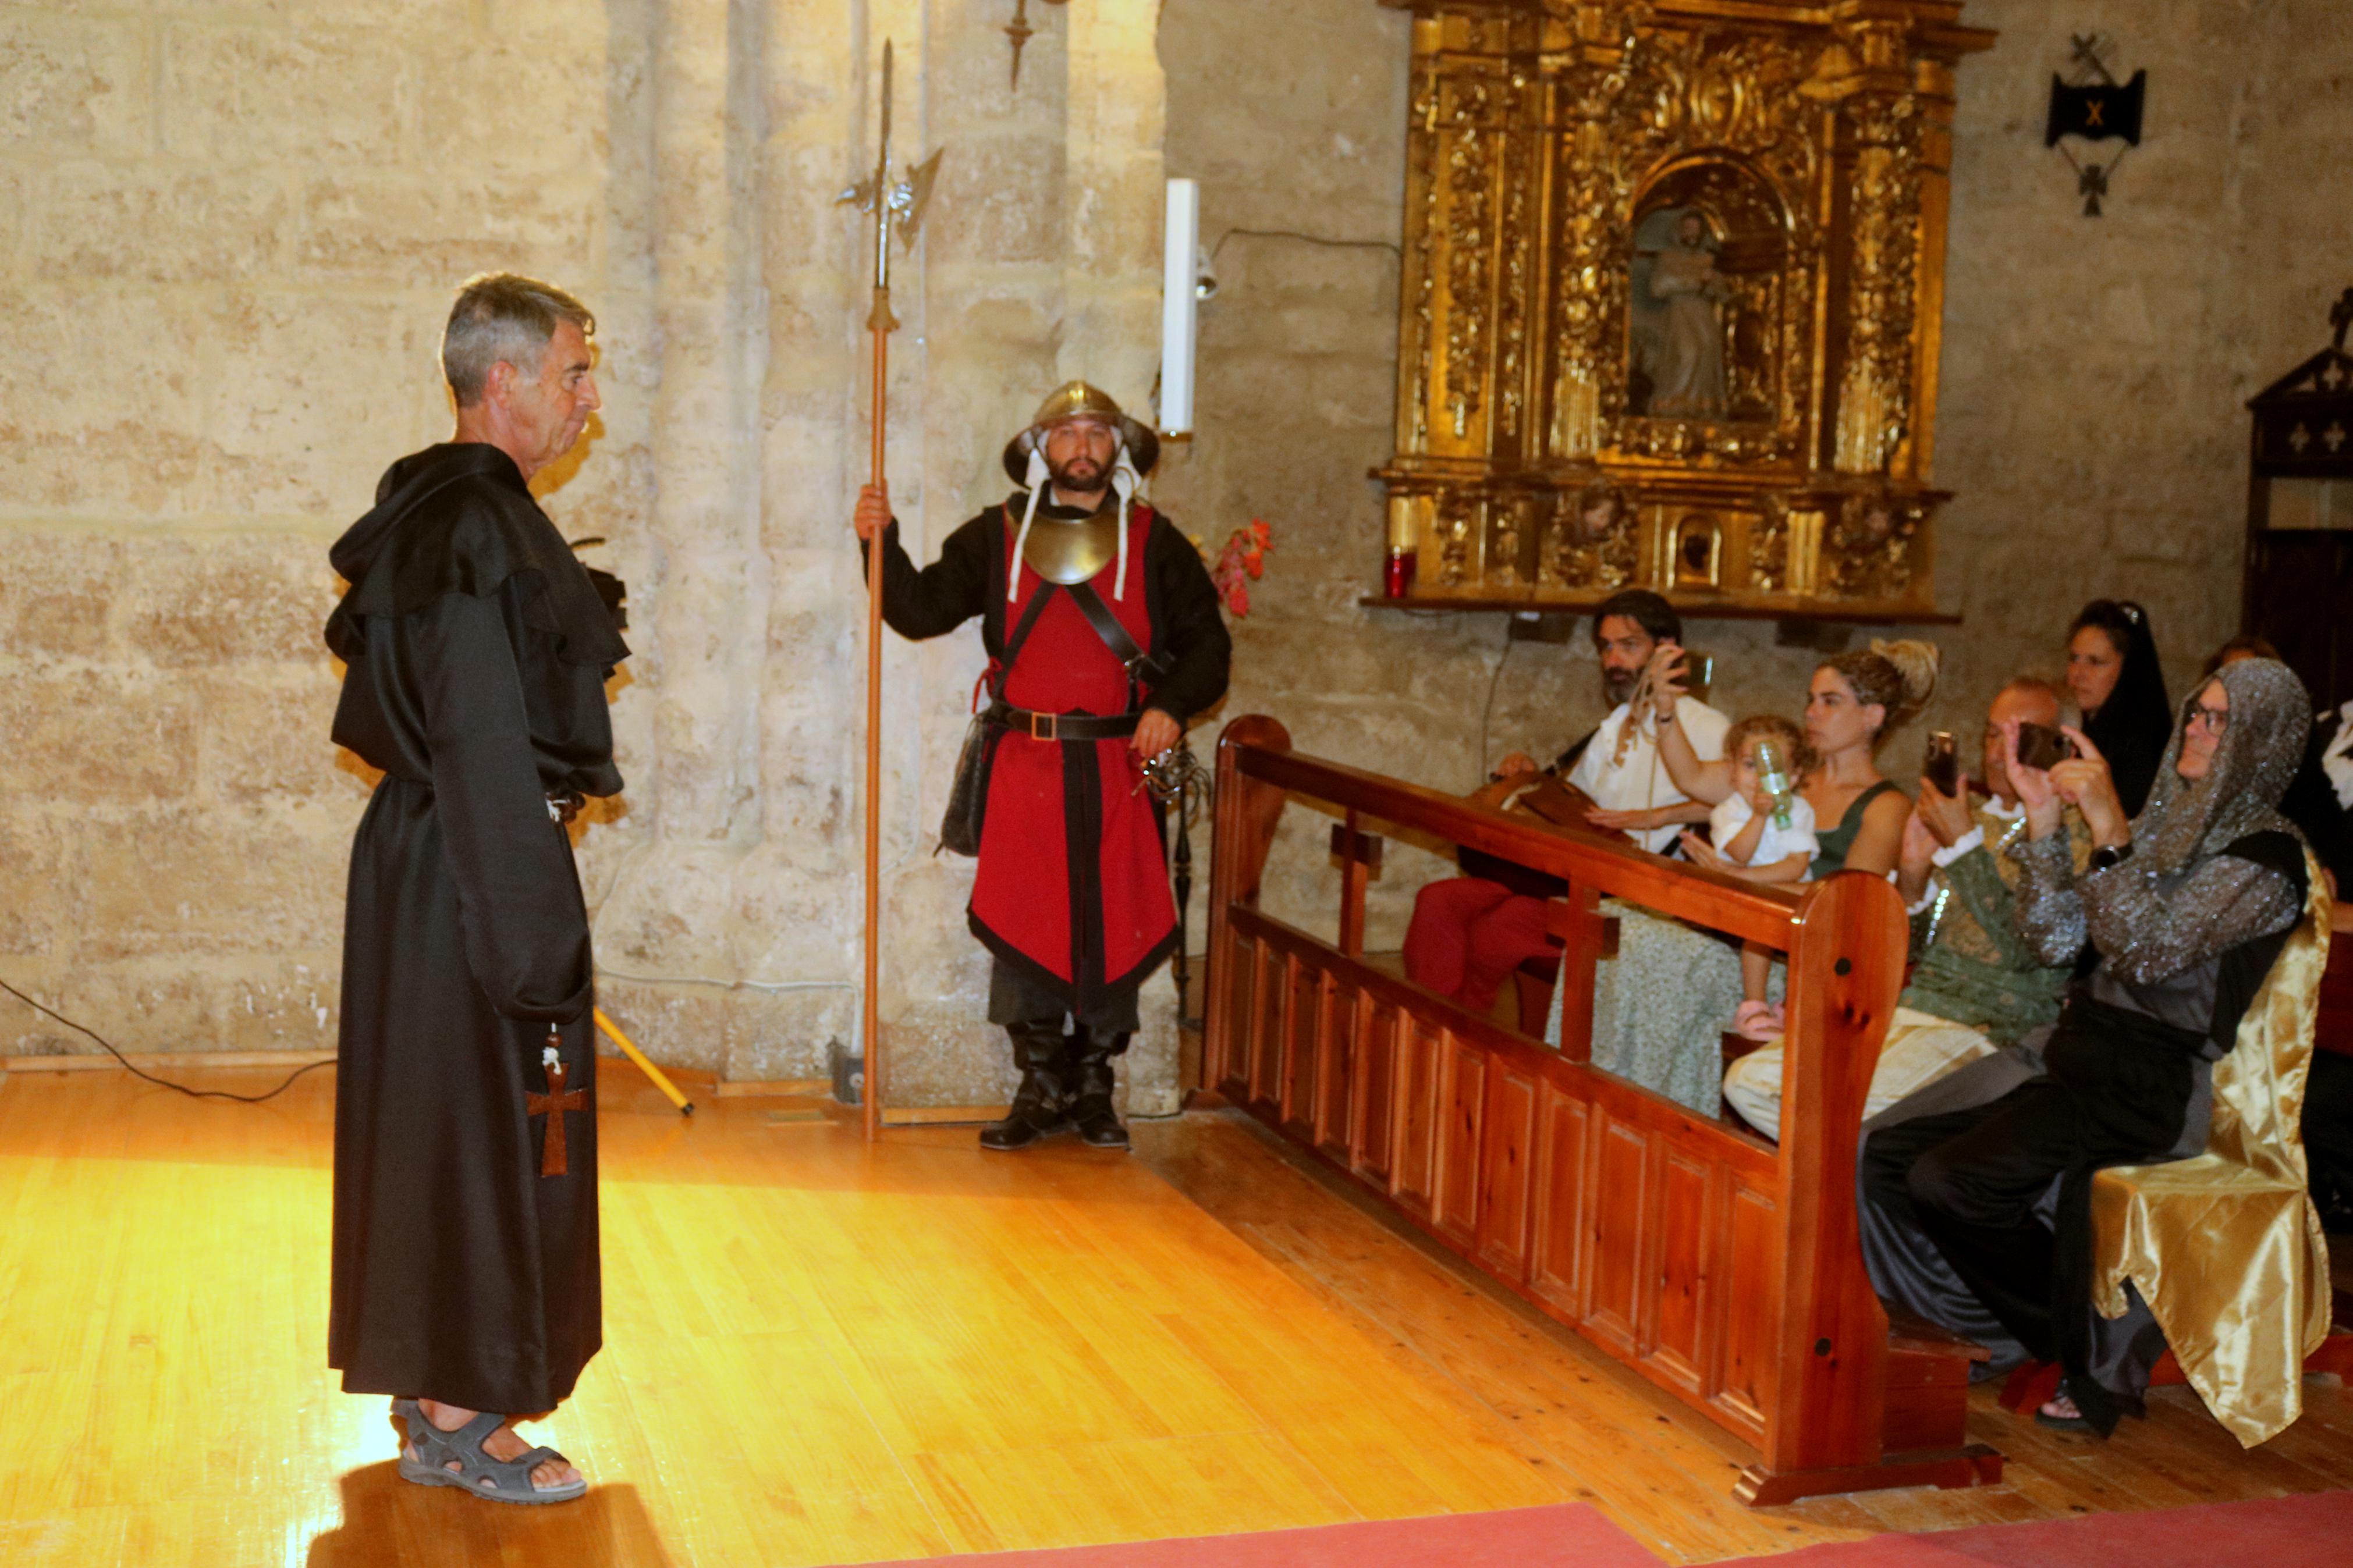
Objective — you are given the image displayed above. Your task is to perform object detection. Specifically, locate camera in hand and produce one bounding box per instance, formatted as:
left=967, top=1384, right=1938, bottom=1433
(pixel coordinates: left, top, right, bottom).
left=1923, top=731, right=1959, bottom=797
left=2015, top=721, right=2078, bottom=772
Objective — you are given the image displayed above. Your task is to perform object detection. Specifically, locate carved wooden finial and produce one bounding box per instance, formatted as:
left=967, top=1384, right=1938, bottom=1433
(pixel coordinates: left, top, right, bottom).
left=2330, top=287, right=2353, bottom=352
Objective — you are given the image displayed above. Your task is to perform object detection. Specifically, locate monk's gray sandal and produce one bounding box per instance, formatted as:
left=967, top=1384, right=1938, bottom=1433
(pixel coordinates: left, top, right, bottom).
left=393, top=1400, right=588, bottom=1505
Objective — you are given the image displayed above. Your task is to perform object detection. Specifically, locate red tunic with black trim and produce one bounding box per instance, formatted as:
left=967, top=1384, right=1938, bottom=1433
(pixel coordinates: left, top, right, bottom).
left=869, top=493, right=1232, bottom=1014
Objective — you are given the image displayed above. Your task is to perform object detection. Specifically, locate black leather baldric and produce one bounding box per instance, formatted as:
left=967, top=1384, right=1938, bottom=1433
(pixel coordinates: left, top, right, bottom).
left=1064, top=581, right=1172, bottom=684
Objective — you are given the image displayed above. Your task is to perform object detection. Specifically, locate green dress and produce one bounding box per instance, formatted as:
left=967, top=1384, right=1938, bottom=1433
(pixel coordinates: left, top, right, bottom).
left=1550, top=781, right=1900, bottom=1114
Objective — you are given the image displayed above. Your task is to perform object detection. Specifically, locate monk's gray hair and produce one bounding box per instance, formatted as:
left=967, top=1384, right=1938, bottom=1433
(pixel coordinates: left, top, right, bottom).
left=441, top=273, right=595, bottom=407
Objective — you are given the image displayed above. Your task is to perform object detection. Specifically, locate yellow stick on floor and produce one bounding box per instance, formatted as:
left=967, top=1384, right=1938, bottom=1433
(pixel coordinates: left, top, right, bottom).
left=595, top=1007, right=694, bottom=1116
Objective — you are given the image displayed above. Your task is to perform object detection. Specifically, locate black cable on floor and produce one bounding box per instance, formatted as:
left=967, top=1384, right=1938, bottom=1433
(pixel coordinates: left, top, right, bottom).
left=0, top=976, right=333, bottom=1104
left=1478, top=630, right=1516, bottom=786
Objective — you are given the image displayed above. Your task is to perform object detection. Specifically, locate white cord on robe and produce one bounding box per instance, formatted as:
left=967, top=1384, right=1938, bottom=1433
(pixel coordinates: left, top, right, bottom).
left=1007, top=445, right=1051, bottom=602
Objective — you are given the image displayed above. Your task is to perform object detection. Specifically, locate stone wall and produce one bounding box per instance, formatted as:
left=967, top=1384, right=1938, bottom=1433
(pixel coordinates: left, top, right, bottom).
left=0, top=0, right=1180, bottom=1110
left=1, top=1, right=638, bottom=1053
left=5, top=0, right=2347, bottom=1095
left=1154, top=0, right=2353, bottom=950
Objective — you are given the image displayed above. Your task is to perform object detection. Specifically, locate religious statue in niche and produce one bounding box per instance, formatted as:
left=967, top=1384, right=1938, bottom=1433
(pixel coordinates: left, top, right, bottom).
left=1631, top=209, right=1733, bottom=418
left=1624, top=166, right=1788, bottom=429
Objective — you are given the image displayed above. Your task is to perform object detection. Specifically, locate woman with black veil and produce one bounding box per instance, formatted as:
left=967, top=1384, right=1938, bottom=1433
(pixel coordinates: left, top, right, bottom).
left=2066, top=599, right=2173, bottom=816
left=1859, top=657, right=2313, bottom=1435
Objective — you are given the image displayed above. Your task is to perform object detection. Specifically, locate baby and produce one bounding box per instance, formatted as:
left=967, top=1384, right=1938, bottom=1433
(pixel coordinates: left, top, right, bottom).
left=1686, top=715, right=1819, bottom=1038
left=1696, top=714, right=1819, bottom=883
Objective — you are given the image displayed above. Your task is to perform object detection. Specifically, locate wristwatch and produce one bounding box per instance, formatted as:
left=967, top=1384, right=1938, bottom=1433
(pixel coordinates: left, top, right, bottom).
left=2089, top=841, right=2135, bottom=873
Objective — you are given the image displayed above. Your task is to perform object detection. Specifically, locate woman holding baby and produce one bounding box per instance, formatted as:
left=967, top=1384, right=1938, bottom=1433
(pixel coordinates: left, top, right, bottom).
left=1551, top=639, right=1939, bottom=1112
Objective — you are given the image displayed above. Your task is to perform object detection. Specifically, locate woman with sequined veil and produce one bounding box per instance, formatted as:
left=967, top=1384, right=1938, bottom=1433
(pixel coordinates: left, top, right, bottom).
left=1860, top=658, right=2314, bottom=1437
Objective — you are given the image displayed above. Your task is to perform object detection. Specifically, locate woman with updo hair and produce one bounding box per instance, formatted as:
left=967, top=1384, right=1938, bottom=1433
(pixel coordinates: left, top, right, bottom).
left=2066, top=599, right=2171, bottom=816
left=1676, top=639, right=1943, bottom=883
left=1549, top=639, right=1941, bottom=1114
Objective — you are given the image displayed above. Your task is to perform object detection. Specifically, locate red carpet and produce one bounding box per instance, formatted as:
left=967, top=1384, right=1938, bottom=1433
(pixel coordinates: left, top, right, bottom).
left=1729, top=1489, right=2353, bottom=1566
left=844, top=1489, right=2353, bottom=1567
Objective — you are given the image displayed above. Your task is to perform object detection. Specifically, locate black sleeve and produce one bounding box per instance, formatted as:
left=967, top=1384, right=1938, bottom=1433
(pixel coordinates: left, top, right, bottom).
left=860, top=514, right=991, bottom=641
left=1144, top=520, right=1232, bottom=726
left=2283, top=727, right=2353, bottom=886
left=414, top=588, right=594, bottom=1024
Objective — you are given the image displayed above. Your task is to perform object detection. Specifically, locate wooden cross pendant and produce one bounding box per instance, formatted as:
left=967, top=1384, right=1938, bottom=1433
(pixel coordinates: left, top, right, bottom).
left=526, top=1033, right=588, bottom=1178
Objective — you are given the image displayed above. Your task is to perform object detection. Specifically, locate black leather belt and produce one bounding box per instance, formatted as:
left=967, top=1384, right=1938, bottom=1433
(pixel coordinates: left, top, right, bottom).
left=981, top=701, right=1139, bottom=742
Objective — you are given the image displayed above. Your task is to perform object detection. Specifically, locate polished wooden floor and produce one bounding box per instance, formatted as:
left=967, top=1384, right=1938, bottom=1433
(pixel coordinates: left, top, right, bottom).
left=2, top=1065, right=2351, bottom=1568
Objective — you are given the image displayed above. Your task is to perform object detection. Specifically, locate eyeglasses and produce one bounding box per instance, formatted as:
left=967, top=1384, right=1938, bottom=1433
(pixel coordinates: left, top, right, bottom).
left=2187, top=702, right=2230, bottom=733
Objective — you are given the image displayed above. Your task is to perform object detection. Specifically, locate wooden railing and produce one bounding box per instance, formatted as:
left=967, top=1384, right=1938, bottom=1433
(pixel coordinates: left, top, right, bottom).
left=1203, top=716, right=2001, bottom=1505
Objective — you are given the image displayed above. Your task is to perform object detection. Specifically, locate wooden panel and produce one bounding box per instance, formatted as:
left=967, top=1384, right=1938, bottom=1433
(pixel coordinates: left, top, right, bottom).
left=1221, top=932, right=1261, bottom=1098
left=1527, top=1082, right=1589, bottom=1314
left=1475, top=1061, right=1540, bottom=1283
left=1354, top=1000, right=1400, bottom=1186
left=1645, top=1147, right=1715, bottom=1394
left=1881, top=1341, right=1974, bottom=1455
left=1316, top=985, right=1361, bottom=1163
left=1282, top=961, right=1323, bottom=1140
left=1393, top=1019, right=1443, bottom=1219
left=1713, top=1178, right=1780, bottom=1439
left=1435, top=1034, right=1488, bottom=1247
left=1250, top=950, right=1289, bottom=1114
left=1585, top=1113, right=1649, bottom=1354
left=2246, top=531, right=2350, bottom=713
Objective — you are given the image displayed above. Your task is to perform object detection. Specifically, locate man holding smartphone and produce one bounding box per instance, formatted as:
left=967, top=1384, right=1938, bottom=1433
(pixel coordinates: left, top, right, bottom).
left=1404, top=589, right=1728, bottom=1014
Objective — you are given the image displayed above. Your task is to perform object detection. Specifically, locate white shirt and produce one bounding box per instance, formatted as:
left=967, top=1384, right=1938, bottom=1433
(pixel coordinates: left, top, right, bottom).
left=1566, top=696, right=1731, bottom=854
left=1710, top=791, right=1819, bottom=869
left=2323, top=702, right=2353, bottom=810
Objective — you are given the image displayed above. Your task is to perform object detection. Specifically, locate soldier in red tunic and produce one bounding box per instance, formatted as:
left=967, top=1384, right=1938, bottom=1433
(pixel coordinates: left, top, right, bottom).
left=854, top=383, right=1231, bottom=1150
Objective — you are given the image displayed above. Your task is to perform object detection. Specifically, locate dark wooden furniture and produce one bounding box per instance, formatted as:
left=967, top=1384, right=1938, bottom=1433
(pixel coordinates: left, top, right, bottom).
left=1203, top=716, right=2000, bottom=1505
left=2319, top=927, right=2353, bottom=1061
left=2244, top=289, right=2353, bottom=714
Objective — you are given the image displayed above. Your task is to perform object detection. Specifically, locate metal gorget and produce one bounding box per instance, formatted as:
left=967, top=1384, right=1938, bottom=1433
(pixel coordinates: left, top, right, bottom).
left=1021, top=499, right=1122, bottom=586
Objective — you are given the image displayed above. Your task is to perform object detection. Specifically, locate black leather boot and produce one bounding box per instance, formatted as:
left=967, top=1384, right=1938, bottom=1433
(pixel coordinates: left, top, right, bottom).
left=1064, top=1029, right=1131, bottom=1150
left=979, top=1022, right=1072, bottom=1151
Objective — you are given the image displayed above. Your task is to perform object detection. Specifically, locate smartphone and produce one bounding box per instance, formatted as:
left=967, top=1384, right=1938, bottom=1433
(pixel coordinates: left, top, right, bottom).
left=2015, top=721, right=2078, bottom=772
left=1924, top=731, right=1960, bottom=796
left=1683, top=650, right=1714, bottom=699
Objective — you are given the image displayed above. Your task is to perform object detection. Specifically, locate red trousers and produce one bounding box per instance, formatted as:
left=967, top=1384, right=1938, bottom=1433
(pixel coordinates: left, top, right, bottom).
left=1402, top=877, right=1562, bottom=1013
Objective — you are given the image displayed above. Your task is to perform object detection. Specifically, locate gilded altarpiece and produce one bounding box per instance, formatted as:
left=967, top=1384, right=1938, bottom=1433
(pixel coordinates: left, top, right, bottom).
left=1378, top=0, right=1992, bottom=618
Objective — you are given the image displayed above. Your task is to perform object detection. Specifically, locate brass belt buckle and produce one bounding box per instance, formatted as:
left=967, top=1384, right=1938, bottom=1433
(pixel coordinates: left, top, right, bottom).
left=1028, top=710, right=1057, bottom=741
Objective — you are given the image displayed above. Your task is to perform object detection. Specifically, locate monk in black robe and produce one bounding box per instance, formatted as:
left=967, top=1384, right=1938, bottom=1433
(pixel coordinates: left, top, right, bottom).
left=325, top=275, right=626, bottom=1503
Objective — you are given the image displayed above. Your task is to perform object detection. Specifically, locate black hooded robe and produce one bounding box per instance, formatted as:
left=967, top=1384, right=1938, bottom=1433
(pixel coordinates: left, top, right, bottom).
left=324, top=443, right=629, bottom=1414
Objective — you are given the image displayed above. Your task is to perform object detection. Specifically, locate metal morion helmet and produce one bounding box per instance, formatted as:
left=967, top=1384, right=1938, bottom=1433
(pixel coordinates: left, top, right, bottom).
left=1000, top=380, right=1161, bottom=483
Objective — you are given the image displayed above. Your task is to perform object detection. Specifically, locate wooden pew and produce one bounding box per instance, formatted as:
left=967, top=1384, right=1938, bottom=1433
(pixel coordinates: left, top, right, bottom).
left=1202, top=717, right=2000, bottom=1505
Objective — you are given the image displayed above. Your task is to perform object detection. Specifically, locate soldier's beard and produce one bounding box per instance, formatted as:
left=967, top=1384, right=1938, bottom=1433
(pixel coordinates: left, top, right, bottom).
left=1050, top=455, right=1108, bottom=495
